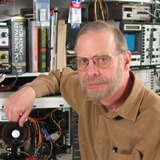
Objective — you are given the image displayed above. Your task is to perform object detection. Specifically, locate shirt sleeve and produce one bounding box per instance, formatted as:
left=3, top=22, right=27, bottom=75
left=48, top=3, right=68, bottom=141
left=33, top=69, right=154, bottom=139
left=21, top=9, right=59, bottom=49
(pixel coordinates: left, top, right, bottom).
left=24, top=67, right=84, bottom=113
left=24, top=69, right=61, bottom=97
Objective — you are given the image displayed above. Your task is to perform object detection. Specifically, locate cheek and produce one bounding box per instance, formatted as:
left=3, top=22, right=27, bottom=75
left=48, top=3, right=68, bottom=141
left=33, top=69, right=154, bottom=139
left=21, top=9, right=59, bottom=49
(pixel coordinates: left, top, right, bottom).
left=78, top=72, right=85, bottom=80
left=101, top=67, right=117, bottom=77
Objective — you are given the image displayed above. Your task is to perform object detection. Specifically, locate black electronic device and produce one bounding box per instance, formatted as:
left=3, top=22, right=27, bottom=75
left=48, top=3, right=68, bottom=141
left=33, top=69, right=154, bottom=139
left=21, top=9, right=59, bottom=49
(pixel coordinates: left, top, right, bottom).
left=107, top=2, right=151, bottom=22
left=0, top=23, right=11, bottom=73
left=0, top=107, right=71, bottom=159
left=120, top=22, right=160, bottom=67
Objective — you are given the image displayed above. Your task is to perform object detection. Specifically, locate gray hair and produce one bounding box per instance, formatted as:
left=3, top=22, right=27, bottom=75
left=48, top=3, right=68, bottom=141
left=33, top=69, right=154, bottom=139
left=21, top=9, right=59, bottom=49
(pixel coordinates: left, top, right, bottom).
left=75, top=20, right=128, bottom=53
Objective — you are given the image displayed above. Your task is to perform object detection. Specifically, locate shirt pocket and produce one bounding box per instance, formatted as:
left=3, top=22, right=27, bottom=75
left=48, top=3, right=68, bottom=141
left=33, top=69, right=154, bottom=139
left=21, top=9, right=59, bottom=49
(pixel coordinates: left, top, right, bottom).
left=110, top=152, right=142, bottom=160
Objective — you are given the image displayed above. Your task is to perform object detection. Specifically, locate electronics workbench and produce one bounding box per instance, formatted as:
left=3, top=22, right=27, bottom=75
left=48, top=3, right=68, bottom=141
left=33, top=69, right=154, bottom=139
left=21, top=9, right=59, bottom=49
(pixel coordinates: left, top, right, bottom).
left=0, top=91, right=79, bottom=160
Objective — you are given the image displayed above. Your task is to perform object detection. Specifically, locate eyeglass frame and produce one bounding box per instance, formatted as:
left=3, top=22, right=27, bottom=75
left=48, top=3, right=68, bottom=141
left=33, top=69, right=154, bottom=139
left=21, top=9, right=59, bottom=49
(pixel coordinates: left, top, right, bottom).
left=69, top=52, right=124, bottom=71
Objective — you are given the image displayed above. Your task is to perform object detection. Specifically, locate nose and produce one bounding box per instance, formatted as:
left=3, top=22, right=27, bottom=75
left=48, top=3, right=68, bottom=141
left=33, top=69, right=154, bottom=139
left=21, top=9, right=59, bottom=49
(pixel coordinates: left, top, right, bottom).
left=86, top=60, right=100, bottom=77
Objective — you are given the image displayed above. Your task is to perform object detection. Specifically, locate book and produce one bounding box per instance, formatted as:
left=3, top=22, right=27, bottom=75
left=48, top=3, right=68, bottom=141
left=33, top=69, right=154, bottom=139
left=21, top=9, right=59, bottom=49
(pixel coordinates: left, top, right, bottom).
left=27, top=19, right=39, bottom=73
left=38, top=27, right=47, bottom=72
left=50, top=9, right=58, bottom=71
left=10, top=16, right=27, bottom=74
left=46, top=26, right=51, bottom=72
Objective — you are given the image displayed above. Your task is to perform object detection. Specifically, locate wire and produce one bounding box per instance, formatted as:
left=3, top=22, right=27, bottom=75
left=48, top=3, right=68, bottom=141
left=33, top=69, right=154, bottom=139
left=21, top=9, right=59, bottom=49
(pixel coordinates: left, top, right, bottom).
left=94, top=0, right=97, bottom=21
left=152, top=0, right=160, bottom=22
left=0, top=108, right=67, bottom=159
left=99, top=0, right=105, bottom=20
left=27, top=109, right=65, bottom=159
left=0, top=108, right=66, bottom=160
left=0, top=63, right=18, bottom=91
left=51, top=109, right=62, bottom=133
left=86, top=0, right=108, bottom=21
left=94, top=0, right=108, bottom=21
left=19, top=151, right=31, bottom=157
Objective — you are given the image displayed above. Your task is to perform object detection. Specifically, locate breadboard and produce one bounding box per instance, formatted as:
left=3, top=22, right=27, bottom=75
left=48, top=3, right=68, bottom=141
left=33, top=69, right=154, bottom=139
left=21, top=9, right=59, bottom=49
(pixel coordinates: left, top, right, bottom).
left=56, top=20, right=67, bottom=71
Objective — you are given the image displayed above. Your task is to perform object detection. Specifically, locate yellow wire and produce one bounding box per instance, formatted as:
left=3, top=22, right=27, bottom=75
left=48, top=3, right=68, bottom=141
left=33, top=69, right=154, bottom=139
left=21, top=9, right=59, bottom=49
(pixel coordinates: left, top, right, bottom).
left=47, top=140, right=53, bottom=159
left=94, top=0, right=106, bottom=21
left=19, top=151, right=31, bottom=157
left=27, top=109, right=65, bottom=158
left=51, top=109, right=62, bottom=132
left=99, top=0, right=105, bottom=20
left=94, top=0, right=97, bottom=21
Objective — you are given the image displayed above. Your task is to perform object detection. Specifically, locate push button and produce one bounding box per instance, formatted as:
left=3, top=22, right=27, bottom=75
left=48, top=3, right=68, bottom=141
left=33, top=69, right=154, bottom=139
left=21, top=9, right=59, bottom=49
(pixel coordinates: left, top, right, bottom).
left=96, top=140, right=101, bottom=146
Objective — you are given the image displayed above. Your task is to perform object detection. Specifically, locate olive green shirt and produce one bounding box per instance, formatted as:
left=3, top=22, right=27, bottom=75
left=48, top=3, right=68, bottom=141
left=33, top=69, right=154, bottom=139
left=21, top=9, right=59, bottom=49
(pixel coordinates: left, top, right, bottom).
left=26, top=67, right=160, bottom=160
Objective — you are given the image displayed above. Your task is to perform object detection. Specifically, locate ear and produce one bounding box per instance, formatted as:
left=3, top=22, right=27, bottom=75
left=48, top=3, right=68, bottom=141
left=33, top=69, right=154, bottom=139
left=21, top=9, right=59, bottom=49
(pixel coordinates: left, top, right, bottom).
left=123, top=51, right=132, bottom=71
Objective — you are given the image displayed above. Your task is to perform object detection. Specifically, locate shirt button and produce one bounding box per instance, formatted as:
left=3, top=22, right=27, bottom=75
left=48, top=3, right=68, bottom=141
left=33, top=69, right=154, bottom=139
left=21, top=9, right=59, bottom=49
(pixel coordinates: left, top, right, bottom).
left=97, top=140, right=101, bottom=146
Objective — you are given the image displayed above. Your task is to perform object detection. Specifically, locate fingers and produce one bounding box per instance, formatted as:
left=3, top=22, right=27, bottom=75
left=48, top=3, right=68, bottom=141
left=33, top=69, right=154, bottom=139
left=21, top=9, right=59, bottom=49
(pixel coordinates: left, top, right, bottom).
left=3, top=103, right=22, bottom=124
left=4, top=103, right=30, bottom=127
left=3, top=95, right=26, bottom=126
left=3, top=87, right=36, bottom=127
left=19, top=109, right=31, bottom=127
left=11, top=109, right=21, bottom=122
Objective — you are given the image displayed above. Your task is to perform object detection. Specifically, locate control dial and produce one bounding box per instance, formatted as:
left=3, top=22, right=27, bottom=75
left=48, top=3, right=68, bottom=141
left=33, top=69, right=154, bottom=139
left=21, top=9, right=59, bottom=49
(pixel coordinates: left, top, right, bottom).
left=1, top=32, right=8, bottom=38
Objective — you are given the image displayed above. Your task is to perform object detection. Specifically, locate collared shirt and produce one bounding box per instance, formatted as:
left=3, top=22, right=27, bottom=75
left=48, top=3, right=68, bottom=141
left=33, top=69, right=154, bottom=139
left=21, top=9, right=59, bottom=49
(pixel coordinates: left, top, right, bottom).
left=27, top=67, right=160, bottom=160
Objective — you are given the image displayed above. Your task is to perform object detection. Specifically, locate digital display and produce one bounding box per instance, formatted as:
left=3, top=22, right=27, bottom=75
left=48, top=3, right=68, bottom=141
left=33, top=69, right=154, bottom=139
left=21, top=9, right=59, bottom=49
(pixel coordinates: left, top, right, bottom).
left=124, top=34, right=136, bottom=51
left=124, top=7, right=132, bottom=11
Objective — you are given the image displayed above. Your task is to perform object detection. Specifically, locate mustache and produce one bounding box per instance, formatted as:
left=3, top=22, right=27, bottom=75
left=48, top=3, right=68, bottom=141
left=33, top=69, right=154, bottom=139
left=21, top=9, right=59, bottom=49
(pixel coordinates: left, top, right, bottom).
left=82, top=77, right=109, bottom=84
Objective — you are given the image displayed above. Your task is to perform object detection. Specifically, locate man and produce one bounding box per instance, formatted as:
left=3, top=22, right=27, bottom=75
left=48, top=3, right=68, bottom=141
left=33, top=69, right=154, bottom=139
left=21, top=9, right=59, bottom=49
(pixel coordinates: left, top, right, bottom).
left=4, top=21, right=160, bottom=160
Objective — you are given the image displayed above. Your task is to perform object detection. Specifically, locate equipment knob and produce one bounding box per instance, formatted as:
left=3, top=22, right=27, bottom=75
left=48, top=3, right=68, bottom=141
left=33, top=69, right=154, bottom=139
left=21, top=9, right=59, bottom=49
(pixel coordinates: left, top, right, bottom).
left=126, top=13, right=131, bottom=17
left=1, top=32, right=8, bottom=38
left=1, top=54, right=8, bottom=59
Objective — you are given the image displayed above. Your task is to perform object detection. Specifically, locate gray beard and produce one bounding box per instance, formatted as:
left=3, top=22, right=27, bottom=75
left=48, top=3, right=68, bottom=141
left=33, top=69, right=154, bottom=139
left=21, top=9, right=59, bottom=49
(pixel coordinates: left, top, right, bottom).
left=79, top=65, right=124, bottom=101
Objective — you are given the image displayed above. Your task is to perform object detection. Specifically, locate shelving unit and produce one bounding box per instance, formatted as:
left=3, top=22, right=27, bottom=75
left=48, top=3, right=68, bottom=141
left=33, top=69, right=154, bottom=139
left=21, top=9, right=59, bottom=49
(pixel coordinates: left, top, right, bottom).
left=0, top=92, right=70, bottom=109
left=0, top=73, right=80, bottom=160
left=0, top=0, right=160, bottom=160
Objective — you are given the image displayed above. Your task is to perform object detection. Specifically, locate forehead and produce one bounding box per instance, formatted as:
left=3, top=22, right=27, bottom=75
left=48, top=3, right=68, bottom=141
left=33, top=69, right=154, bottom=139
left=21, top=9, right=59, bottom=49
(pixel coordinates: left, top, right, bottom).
left=76, top=31, right=116, bottom=57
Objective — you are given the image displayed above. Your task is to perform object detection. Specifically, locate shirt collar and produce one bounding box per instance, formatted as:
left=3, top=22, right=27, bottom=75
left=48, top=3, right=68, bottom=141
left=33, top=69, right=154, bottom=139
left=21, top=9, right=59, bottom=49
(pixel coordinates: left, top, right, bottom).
left=115, top=71, right=145, bottom=121
left=98, top=71, right=145, bottom=121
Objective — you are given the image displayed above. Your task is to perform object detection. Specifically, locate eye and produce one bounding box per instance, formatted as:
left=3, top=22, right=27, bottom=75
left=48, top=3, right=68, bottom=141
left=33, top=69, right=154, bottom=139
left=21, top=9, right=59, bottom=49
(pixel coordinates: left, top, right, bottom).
left=79, top=58, right=89, bottom=64
left=97, top=56, right=110, bottom=63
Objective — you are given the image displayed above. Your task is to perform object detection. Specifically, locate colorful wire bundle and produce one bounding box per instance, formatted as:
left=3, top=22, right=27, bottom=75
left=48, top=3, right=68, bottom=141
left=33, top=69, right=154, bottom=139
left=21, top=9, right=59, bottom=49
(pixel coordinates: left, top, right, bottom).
left=94, top=0, right=108, bottom=21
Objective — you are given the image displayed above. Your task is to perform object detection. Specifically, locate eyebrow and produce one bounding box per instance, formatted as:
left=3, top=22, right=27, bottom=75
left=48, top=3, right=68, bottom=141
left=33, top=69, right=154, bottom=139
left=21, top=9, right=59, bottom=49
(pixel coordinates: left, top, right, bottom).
left=77, top=54, right=109, bottom=58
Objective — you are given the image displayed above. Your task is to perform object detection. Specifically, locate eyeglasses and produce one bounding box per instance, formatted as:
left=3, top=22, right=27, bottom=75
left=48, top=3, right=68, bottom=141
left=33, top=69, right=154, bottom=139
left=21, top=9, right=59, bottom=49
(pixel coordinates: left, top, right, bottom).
left=70, top=53, right=123, bottom=71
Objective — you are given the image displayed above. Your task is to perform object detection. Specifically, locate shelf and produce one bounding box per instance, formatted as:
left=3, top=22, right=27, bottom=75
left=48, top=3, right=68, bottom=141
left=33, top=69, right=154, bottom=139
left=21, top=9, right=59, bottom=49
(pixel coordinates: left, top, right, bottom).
left=98, top=0, right=156, bottom=3
left=4, top=72, right=48, bottom=78
left=0, top=92, right=70, bottom=109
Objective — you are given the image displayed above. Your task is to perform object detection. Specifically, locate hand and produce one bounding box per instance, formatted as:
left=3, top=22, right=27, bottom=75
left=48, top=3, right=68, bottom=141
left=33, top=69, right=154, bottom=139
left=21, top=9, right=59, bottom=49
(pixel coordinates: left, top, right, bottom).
left=3, top=86, right=36, bottom=127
